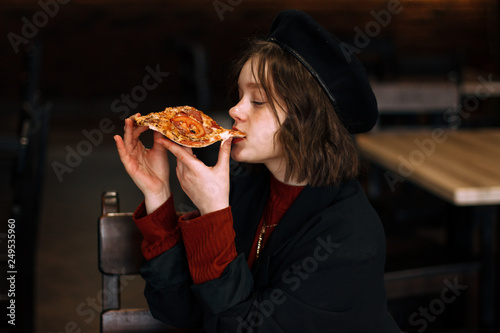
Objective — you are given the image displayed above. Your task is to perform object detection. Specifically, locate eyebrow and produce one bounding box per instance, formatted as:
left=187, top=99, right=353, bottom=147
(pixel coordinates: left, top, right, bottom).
left=239, top=81, right=262, bottom=90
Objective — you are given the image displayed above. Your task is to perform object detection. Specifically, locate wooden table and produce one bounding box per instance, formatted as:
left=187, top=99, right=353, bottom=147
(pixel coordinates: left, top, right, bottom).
left=357, top=128, right=500, bottom=331
left=357, top=128, right=500, bottom=205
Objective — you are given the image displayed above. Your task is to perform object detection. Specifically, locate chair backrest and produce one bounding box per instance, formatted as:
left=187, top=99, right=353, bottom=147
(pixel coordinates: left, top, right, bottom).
left=98, top=191, right=189, bottom=333
left=384, top=262, right=480, bottom=331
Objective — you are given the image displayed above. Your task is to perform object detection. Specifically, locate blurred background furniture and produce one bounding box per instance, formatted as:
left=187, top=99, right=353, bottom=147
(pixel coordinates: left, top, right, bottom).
left=371, top=80, right=460, bottom=129
left=370, top=52, right=463, bottom=130
left=98, top=191, right=192, bottom=333
left=0, top=39, right=51, bottom=333
left=384, top=262, right=480, bottom=331
left=357, top=128, right=500, bottom=332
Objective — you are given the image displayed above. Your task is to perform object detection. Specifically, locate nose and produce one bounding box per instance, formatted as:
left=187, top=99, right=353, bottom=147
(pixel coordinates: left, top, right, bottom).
left=229, top=101, right=245, bottom=122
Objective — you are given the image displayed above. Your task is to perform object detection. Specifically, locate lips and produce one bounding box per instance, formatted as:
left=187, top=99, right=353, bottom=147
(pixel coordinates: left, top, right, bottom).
left=232, top=126, right=245, bottom=144
left=232, top=126, right=245, bottom=136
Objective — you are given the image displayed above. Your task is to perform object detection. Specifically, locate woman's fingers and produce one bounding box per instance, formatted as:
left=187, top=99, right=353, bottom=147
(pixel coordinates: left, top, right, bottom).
left=114, top=134, right=138, bottom=175
left=156, top=137, right=198, bottom=165
left=181, top=146, right=194, bottom=157
left=123, top=114, right=148, bottom=152
left=157, top=137, right=232, bottom=176
left=154, top=138, right=231, bottom=215
left=114, top=135, right=126, bottom=160
left=215, top=138, right=232, bottom=172
left=152, top=131, right=168, bottom=152
left=132, top=124, right=149, bottom=142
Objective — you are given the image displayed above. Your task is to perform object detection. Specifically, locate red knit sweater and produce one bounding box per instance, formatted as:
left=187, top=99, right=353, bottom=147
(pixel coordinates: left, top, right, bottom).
left=133, top=175, right=304, bottom=284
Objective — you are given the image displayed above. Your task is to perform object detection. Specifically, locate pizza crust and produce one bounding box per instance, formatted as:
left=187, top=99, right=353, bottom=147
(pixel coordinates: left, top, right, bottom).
left=134, top=106, right=245, bottom=148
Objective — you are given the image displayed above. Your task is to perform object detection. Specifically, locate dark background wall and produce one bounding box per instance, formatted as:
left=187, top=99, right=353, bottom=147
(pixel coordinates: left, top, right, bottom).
left=1, top=0, right=499, bottom=113
left=1, top=1, right=499, bottom=331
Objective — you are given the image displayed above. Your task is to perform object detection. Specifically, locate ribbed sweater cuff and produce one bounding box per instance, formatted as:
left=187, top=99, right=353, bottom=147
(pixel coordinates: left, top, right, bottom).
left=180, top=207, right=237, bottom=284
left=133, top=196, right=181, bottom=260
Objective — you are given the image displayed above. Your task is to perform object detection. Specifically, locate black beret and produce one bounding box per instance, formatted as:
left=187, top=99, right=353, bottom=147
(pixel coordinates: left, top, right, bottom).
left=268, top=9, right=378, bottom=133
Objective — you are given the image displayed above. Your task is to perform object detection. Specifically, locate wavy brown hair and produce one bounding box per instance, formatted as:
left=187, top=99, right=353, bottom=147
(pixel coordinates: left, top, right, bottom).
left=228, top=39, right=359, bottom=187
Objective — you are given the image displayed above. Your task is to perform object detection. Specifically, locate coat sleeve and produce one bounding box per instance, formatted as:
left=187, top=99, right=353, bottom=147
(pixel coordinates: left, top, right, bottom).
left=140, top=243, right=204, bottom=327
left=139, top=206, right=243, bottom=329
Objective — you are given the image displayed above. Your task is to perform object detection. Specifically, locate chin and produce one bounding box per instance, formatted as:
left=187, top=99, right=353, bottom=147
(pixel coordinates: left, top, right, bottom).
left=231, top=149, right=252, bottom=164
left=230, top=149, right=242, bottom=162
left=231, top=153, right=247, bottom=163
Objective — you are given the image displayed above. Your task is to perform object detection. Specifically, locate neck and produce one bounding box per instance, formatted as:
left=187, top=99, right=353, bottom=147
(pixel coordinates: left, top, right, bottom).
left=265, top=160, right=308, bottom=187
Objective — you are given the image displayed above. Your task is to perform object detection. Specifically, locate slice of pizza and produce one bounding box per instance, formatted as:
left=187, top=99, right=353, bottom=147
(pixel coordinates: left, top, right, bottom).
left=134, top=106, right=245, bottom=148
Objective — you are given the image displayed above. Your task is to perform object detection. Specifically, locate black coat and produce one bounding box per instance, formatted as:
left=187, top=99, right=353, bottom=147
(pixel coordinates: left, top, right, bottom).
left=141, top=169, right=401, bottom=332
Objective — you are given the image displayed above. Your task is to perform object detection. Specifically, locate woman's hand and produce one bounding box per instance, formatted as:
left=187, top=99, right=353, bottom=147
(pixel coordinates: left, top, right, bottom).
left=114, top=114, right=171, bottom=214
left=158, top=137, right=233, bottom=216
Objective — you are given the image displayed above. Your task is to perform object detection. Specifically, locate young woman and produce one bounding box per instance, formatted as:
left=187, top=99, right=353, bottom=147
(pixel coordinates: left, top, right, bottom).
left=115, top=9, right=400, bottom=333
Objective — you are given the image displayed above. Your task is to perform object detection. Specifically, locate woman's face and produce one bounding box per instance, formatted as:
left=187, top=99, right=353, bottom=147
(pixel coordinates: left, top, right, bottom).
left=229, top=58, right=287, bottom=170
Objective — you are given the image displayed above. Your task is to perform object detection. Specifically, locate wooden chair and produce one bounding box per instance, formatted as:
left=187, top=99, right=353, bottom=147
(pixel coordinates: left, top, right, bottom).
left=98, top=191, right=190, bottom=333
left=384, top=262, right=480, bottom=331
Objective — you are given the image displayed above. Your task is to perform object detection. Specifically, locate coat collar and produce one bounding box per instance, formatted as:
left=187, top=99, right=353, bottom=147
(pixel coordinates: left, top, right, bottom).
left=230, top=168, right=344, bottom=272
left=230, top=169, right=270, bottom=259
left=263, top=183, right=340, bottom=256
